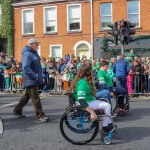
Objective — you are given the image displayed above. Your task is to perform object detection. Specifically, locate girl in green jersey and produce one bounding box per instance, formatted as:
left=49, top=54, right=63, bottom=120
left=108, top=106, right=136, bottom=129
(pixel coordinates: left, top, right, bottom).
left=70, top=62, right=114, bottom=133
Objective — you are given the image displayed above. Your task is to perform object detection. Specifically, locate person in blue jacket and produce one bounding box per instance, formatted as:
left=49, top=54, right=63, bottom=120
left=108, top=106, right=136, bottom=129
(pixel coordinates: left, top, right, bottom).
left=13, top=38, right=49, bottom=122
left=113, top=54, right=130, bottom=91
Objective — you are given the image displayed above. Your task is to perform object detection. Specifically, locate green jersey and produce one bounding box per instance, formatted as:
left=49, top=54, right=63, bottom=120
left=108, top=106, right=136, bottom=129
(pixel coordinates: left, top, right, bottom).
left=74, top=78, right=95, bottom=102
left=95, top=62, right=100, bottom=72
left=92, top=64, right=97, bottom=73
left=41, top=63, right=46, bottom=69
left=77, top=63, right=82, bottom=69
left=69, top=71, right=74, bottom=81
left=107, top=68, right=114, bottom=80
left=97, top=69, right=113, bottom=87
left=128, top=53, right=135, bottom=59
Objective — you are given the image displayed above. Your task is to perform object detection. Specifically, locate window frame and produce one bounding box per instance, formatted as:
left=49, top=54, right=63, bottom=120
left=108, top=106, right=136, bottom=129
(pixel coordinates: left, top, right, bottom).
left=127, top=0, right=140, bottom=27
left=100, top=3, right=112, bottom=31
left=50, top=44, right=62, bottom=62
left=67, top=3, right=82, bottom=32
left=43, top=6, right=57, bottom=34
left=22, top=8, right=34, bottom=35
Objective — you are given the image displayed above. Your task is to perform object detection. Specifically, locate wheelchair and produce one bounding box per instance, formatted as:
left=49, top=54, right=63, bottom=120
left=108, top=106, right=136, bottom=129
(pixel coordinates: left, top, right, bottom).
left=96, top=82, right=130, bottom=116
left=0, top=117, right=4, bottom=139
left=59, top=92, right=117, bottom=145
left=99, top=85, right=130, bottom=117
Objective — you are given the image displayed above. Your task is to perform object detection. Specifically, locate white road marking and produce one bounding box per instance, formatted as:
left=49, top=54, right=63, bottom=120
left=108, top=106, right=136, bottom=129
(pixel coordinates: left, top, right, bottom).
left=0, top=102, right=18, bottom=109
left=0, top=94, right=65, bottom=109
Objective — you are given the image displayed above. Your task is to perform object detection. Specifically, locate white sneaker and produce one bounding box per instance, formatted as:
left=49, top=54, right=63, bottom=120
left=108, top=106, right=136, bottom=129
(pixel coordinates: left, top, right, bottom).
left=37, top=116, right=49, bottom=122
left=40, top=93, right=46, bottom=97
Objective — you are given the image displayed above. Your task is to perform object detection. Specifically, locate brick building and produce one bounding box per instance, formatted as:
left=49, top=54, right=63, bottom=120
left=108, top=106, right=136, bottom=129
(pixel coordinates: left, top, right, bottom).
left=12, top=0, right=150, bottom=61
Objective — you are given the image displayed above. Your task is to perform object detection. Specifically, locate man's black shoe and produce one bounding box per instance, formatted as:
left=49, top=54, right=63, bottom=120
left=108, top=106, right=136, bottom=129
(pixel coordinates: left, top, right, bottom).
left=12, top=111, right=26, bottom=118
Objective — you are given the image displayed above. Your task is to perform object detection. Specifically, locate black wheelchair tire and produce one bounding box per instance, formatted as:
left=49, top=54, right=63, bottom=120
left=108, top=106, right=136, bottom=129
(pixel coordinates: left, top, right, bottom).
left=111, top=95, right=118, bottom=112
left=65, top=105, right=70, bottom=111
left=59, top=106, right=99, bottom=145
left=0, top=117, right=4, bottom=139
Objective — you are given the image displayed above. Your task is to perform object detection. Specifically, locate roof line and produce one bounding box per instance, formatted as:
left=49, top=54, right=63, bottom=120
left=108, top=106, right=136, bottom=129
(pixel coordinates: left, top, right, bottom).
left=12, top=0, right=90, bottom=7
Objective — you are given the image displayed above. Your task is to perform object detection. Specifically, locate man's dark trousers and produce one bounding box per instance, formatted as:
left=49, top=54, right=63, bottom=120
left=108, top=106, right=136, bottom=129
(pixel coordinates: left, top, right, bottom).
left=14, top=85, right=44, bottom=118
left=116, top=76, right=127, bottom=92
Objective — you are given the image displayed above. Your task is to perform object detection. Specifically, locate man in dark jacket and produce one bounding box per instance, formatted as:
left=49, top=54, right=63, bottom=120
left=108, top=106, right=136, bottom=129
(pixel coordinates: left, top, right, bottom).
left=113, top=54, right=130, bottom=90
left=13, top=38, right=49, bottom=122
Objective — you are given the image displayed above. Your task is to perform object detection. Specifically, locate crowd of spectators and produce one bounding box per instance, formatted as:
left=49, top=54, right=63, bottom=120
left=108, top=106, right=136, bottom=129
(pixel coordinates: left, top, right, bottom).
left=0, top=50, right=150, bottom=96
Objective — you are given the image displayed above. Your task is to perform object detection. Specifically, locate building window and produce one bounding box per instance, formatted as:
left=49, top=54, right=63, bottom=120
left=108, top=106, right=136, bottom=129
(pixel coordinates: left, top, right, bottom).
left=22, top=9, right=34, bottom=35
left=44, top=6, right=57, bottom=33
left=127, top=0, right=140, bottom=27
left=50, top=45, right=62, bottom=62
left=0, top=5, right=2, bottom=24
left=67, top=4, right=81, bottom=32
left=100, top=3, right=112, bottom=30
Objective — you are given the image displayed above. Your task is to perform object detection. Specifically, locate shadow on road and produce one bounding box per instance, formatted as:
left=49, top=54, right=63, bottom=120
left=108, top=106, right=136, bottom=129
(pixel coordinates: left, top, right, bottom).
left=114, top=107, right=150, bottom=122
left=113, top=126, right=150, bottom=144
left=87, top=126, right=150, bottom=146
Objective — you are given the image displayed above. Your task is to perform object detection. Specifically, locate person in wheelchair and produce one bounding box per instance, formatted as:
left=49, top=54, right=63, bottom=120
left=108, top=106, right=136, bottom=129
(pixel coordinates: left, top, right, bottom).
left=70, top=63, right=114, bottom=134
left=97, top=61, right=128, bottom=111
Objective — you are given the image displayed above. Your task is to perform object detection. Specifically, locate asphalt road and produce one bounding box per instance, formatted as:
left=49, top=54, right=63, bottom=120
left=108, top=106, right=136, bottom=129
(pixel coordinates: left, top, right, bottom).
left=0, top=94, right=150, bottom=150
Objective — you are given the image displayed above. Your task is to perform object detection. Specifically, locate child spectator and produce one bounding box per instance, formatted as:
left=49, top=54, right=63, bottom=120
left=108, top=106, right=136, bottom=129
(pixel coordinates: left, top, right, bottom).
left=62, top=67, right=70, bottom=93
left=47, top=62, right=56, bottom=91
left=127, top=67, right=133, bottom=96
left=4, top=68, right=10, bottom=91
left=9, top=62, right=18, bottom=90
left=56, top=72, right=63, bottom=93
left=69, top=63, right=77, bottom=81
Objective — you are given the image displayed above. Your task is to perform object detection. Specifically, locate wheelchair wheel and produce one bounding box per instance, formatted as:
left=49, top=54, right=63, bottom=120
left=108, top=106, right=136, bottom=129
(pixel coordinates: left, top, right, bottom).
left=0, top=117, right=4, bottom=139
left=124, top=95, right=130, bottom=111
left=60, top=106, right=99, bottom=145
left=116, top=94, right=130, bottom=116
left=65, top=105, right=70, bottom=111
left=111, top=95, right=118, bottom=112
